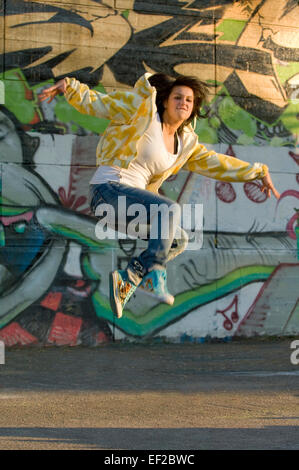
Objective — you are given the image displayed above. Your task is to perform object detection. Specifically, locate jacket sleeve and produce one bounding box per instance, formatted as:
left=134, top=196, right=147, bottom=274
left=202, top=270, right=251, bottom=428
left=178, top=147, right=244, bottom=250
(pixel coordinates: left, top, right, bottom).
left=64, top=77, right=142, bottom=124
left=183, top=143, right=268, bottom=181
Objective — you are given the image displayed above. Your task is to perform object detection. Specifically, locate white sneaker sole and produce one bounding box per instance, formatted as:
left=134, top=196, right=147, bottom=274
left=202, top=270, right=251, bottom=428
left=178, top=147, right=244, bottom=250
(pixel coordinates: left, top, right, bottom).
left=109, top=271, right=123, bottom=318
left=137, top=285, right=174, bottom=305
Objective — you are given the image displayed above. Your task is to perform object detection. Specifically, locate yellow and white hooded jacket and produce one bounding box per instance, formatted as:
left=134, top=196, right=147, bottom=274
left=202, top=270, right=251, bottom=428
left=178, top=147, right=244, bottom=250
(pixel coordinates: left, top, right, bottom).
left=64, top=73, right=268, bottom=194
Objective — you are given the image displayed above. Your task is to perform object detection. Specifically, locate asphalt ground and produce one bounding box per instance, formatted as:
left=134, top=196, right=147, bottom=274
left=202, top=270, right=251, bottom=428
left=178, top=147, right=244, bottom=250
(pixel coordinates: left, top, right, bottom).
left=0, top=337, right=298, bottom=452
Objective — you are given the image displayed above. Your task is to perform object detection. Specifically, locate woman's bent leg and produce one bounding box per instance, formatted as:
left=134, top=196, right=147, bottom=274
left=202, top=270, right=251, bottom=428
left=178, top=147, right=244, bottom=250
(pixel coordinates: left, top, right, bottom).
left=164, top=226, right=189, bottom=263
left=90, top=182, right=186, bottom=314
left=91, top=182, right=182, bottom=275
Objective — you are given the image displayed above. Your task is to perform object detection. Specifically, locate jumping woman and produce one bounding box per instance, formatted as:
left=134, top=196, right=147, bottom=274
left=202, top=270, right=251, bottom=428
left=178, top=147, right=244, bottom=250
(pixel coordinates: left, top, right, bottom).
left=40, top=73, right=279, bottom=319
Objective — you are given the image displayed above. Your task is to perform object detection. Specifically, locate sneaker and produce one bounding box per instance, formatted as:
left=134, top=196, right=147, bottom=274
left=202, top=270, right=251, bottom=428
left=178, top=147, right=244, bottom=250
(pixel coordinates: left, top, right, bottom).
left=138, top=269, right=174, bottom=305
left=109, top=270, right=137, bottom=318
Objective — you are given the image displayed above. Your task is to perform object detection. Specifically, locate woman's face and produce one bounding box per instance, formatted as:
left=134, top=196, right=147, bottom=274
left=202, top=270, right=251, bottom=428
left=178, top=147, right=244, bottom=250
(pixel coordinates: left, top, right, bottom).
left=163, top=85, right=194, bottom=124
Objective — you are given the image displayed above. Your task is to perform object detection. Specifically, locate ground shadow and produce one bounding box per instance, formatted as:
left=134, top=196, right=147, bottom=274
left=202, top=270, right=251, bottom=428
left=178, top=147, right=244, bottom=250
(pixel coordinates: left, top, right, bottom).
left=0, top=425, right=298, bottom=450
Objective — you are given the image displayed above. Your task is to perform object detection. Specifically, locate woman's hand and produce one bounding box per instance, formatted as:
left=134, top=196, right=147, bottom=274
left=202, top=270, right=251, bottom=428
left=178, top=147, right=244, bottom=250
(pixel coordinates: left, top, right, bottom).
left=261, top=172, right=280, bottom=200
left=39, top=79, right=67, bottom=103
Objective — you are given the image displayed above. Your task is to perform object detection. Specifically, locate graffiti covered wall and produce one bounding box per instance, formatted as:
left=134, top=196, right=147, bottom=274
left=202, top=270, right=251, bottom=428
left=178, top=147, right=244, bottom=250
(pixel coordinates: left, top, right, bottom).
left=0, top=0, right=299, bottom=346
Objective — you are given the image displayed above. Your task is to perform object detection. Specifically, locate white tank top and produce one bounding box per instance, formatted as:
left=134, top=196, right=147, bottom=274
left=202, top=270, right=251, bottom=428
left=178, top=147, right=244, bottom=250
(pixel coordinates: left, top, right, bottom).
left=89, top=112, right=181, bottom=188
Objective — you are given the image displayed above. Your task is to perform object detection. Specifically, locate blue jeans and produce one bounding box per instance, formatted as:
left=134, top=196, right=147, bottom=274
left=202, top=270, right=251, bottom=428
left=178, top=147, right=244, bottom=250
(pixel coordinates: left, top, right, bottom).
left=89, top=182, right=188, bottom=283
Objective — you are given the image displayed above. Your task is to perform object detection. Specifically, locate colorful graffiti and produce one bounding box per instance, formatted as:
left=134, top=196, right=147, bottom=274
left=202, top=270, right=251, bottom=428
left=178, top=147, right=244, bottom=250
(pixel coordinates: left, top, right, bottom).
left=0, top=0, right=299, bottom=345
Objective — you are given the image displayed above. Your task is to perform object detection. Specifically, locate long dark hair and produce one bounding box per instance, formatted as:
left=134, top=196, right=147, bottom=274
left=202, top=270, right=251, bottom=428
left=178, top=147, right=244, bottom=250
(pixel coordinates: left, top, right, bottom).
left=148, top=73, right=210, bottom=134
